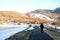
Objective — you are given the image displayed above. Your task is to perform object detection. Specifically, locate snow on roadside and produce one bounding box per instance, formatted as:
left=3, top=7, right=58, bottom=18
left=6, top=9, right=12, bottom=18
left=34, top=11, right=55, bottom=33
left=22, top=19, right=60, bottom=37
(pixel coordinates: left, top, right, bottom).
left=0, top=28, right=26, bottom=40
left=0, top=24, right=29, bottom=27
left=0, top=24, right=34, bottom=40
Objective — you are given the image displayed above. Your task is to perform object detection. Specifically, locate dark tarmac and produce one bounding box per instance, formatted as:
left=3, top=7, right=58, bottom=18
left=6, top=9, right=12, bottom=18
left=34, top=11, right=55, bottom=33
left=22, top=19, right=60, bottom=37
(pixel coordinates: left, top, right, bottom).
left=29, top=26, right=54, bottom=40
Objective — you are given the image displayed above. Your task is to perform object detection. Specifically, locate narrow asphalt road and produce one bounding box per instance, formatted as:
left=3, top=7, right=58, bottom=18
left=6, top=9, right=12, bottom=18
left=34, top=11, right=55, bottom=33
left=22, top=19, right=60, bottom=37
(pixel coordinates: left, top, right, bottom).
left=29, top=26, right=54, bottom=40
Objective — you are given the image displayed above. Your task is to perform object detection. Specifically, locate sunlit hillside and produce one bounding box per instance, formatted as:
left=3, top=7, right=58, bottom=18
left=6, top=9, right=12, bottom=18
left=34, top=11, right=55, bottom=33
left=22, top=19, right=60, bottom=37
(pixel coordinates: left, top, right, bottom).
left=0, top=10, right=60, bottom=25
left=0, top=11, right=29, bottom=24
left=26, top=9, right=60, bottom=26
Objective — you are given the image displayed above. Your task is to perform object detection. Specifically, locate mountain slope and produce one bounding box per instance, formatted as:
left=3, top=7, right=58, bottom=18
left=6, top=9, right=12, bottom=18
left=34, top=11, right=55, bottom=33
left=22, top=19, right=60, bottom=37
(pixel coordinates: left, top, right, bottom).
left=26, top=8, right=60, bottom=24
left=53, top=7, right=60, bottom=14
left=0, top=11, right=29, bottom=24
left=26, top=13, right=54, bottom=21
left=0, top=7, right=60, bottom=24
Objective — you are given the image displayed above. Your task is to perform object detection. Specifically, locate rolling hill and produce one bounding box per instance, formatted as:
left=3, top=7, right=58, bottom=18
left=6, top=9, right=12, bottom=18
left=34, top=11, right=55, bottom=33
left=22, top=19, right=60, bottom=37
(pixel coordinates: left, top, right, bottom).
left=26, top=8, right=60, bottom=24
left=0, top=7, right=60, bottom=24
left=0, top=11, right=29, bottom=24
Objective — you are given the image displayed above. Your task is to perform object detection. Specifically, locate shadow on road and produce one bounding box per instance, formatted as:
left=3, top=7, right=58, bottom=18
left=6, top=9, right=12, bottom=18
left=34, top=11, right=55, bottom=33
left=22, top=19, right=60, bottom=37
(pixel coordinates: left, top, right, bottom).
left=29, top=26, right=54, bottom=40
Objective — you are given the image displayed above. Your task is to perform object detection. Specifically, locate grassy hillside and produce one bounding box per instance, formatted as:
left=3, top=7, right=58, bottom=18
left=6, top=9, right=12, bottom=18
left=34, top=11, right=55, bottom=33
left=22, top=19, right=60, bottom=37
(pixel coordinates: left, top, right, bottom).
left=0, top=11, right=29, bottom=24
left=0, top=11, right=60, bottom=25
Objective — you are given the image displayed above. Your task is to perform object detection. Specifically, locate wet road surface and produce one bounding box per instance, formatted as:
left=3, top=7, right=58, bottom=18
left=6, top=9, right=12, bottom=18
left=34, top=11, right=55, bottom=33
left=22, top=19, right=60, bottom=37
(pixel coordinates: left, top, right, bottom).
left=29, top=26, right=54, bottom=40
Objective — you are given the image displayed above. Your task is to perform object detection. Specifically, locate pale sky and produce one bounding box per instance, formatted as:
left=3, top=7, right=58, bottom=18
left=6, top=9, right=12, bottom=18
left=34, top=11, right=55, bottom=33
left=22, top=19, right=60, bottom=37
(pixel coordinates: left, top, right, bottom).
left=0, top=0, right=60, bottom=13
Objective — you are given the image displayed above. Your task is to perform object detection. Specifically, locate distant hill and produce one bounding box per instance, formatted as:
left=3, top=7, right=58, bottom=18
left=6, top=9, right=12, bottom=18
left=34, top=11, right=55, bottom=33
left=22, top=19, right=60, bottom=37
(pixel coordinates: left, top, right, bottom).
left=26, top=7, right=60, bottom=24
left=27, top=7, right=60, bottom=14
left=0, top=7, right=60, bottom=24
left=0, top=11, right=55, bottom=24
left=0, top=11, right=29, bottom=24
left=27, top=9, right=52, bottom=13
left=53, top=7, right=60, bottom=14
left=0, top=11, right=50, bottom=24
left=26, top=9, right=60, bottom=19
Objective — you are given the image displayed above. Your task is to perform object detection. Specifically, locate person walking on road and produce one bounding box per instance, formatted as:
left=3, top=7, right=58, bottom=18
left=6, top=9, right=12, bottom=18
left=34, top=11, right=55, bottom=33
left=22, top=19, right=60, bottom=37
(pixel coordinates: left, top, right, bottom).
left=40, top=23, right=44, bottom=33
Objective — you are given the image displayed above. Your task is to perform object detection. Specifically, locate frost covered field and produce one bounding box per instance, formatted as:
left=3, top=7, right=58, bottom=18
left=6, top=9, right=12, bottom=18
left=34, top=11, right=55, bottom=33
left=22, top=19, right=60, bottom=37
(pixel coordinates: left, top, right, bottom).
left=0, top=24, right=34, bottom=40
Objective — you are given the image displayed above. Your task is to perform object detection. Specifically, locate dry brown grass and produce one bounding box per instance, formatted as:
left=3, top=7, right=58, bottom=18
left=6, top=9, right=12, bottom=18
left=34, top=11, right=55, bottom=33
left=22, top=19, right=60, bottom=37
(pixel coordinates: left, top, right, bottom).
left=0, top=11, right=60, bottom=24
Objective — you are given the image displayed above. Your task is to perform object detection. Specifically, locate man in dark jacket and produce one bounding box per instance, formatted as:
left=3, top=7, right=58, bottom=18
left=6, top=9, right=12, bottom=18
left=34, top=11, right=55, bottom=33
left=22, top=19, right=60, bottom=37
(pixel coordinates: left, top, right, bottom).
left=40, top=23, right=44, bottom=33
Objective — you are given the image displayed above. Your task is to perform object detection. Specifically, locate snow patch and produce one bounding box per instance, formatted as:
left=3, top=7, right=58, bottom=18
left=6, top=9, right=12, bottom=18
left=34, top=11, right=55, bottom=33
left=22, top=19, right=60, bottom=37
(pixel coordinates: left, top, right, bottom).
left=0, top=24, right=34, bottom=40
left=29, top=13, right=54, bottom=21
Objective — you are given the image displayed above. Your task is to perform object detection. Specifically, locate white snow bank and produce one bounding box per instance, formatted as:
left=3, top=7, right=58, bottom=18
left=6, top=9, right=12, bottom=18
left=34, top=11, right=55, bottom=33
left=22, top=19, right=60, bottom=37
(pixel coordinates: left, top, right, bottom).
left=0, top=24, right=29, bottom=27
left=0, top=25, right=34, bottom=40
